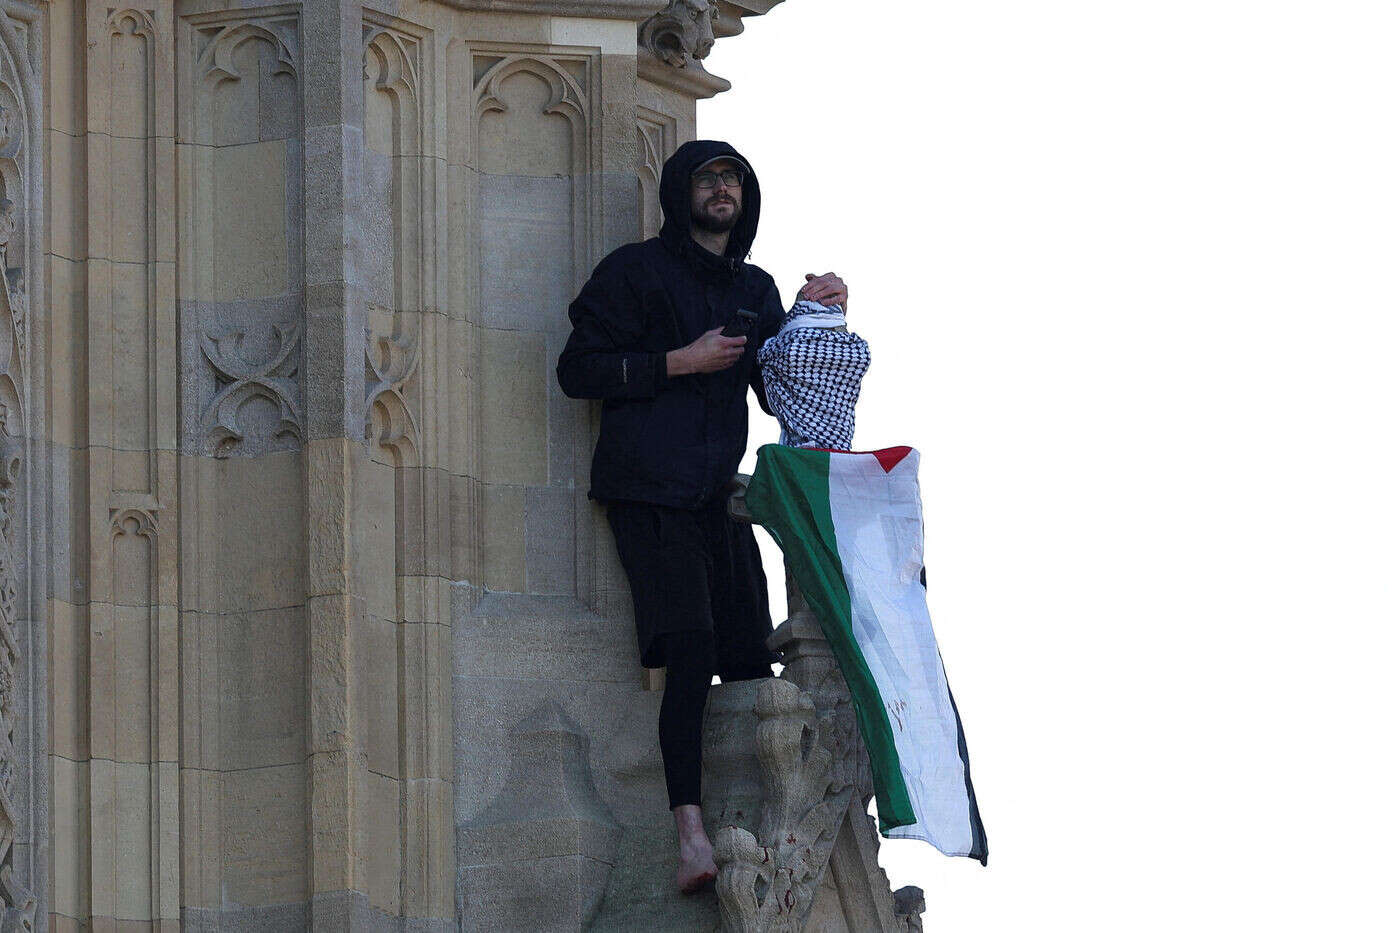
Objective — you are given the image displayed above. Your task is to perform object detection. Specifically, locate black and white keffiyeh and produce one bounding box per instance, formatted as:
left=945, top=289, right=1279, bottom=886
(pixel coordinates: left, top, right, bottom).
left=757, top=300, right=871, bottom=450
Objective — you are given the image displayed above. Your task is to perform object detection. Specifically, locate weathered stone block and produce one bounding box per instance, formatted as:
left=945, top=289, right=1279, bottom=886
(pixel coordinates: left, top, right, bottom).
left=479, top=174, right=575, bottom=333
left=481, top=327, right=548, bottom=486
left=700, top=680, right=766, bottom=836
left=49, top=127, right=84, bottom=261
left=111, top=602, right=153, bottom=763
left=187, top=452, right=307, bottom=612
left=358, top=611, right=400, bottom=779
left=303, top=283, right=361, bottom=441
left=178, top=768, right=220, bottom=911
left=365, top=771, right=402, bottom=915
left=307, top=592, right=362, bottom=753
left=307, top=748, right=364, bottom=897
left=548, top=16, right=636, bottom=54
left=354, top=453, right=397, bottom=622
left=48, top=256, right=89, bottom=449
left=305, top=437, right=354, bottom=598
left=203, top=607, right=307, bottom=771
left=524, top=484, right=576, bottom=596
left=220, top=764, right=308, bottom=907
left=482, top=483, right=526, bottom=592
left=51, top=755, right=90, bottom=919
left=49, top=599, right=87, bottom=761
left=402, top=777, right=456, bottom=919
left=208, top=141, right=292, bottom=302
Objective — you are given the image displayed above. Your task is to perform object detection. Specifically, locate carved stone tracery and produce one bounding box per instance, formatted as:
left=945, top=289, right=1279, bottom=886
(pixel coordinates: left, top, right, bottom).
left=714, top=677, right=856, bottom=932
left=636, top=108, right=674, bottom=239
left=364, top=312, right=421, bottom=466
left=200, top=323, right=305, bottom=458
left=186, top=11, right=304, bottom=459
left=0, top=8, right=35, bottom=920
left=362, top=23, right=426, bottom=467
left=196, top=19, right=297, bottom=90
left=471, top=49, right=599, bottom=299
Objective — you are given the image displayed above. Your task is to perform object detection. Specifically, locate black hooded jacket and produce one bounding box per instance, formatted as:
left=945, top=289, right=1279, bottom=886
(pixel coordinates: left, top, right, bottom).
left=556, top=140, right=785, bottom=508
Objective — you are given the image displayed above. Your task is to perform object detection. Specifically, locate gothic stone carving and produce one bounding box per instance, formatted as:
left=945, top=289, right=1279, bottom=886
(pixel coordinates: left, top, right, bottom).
left=639, top=0, right=718, bottom=68
left=363, top=311, right=420, bottom=464
left=772, top=586, right=874, bottom=803
left=0, top=12, right=34, bottom=922
left=362, top=24, right=425, bottom=466
left=0, top=198, right=19, bottom=355
left=636, top=108, right=675, bottom=240
left=187, top=12, right=304, bottom=458
left=0, top=431, right=22, bottom=917
left=200, top=323, right=305, bottom=457
left=713, top=678, right=854, bottom=931
left=0, top=865, right=33, bottom=932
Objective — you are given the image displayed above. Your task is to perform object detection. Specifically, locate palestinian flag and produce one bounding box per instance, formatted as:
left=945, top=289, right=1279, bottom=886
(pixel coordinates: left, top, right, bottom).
left=746, top=443, right=988, bottom=863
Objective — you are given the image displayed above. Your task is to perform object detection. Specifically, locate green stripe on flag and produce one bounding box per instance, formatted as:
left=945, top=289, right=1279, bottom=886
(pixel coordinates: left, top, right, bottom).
left=746, top=444, right=916, bottom=832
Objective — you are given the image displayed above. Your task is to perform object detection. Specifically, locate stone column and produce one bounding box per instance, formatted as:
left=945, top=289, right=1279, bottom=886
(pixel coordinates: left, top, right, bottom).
left=175, top=6, right=312, bottom=929
left=46, top=2, right=183, bottom=929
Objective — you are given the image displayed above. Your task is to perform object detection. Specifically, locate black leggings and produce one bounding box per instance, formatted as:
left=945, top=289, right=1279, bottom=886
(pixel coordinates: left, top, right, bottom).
left=658, top=631, right=772, bottom=810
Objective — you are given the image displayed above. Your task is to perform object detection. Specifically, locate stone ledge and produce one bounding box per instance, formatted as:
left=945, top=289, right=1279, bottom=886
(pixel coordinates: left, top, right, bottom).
left=438, top=0, right=670, bottom=17
left=181, top=896, right=456, bottom=933
left=638, top=47, right=732, bottom=98
left=431, top=0, right=787, bottom=32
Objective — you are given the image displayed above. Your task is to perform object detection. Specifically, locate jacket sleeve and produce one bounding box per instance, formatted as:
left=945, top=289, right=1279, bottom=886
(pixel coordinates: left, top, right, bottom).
left=556, top=252, right=672, bottom=400
left=749, top=279, right=785, bottom=417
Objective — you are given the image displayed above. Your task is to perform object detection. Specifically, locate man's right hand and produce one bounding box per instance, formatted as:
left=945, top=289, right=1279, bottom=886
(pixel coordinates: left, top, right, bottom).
left=667, top=327, right=746, bottom=376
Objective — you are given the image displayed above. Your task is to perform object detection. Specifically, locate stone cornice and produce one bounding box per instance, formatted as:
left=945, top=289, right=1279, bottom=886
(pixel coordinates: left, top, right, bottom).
left=439, top=0, right=786, bottom=28
left=715, top=0, right=785, bottom=37
left=439, top=0, right=669, bottom=18
left=637, top=47, right=731, bottom=98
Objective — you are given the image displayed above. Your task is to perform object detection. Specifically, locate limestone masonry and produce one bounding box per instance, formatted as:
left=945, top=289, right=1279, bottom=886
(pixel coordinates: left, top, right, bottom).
left=2, top=0, right=927, bottom=928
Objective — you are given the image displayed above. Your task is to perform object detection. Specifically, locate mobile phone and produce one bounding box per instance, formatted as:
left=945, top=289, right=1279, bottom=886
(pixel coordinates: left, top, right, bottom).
left=721, top=308, right=758, bottom=338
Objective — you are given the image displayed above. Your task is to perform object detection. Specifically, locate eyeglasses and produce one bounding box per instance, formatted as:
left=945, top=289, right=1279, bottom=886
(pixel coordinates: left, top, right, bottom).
left=692, top=169, right=744, bottom=190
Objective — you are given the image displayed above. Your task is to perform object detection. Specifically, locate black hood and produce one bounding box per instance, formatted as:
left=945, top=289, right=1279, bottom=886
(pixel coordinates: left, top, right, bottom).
left=658, top=139, right=761, bottom=262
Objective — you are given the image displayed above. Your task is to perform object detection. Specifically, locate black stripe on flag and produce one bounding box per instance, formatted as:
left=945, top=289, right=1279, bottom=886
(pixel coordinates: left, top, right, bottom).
left=943, top=666, right=989, bottom=865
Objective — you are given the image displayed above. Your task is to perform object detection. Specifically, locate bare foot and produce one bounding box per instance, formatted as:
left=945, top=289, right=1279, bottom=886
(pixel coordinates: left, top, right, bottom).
left=673, top=804, right=718, bottom=895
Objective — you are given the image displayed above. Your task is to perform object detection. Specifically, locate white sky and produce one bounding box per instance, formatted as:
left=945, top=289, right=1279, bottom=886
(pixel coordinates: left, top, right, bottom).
left=699, top=2, right=1399, bottom=928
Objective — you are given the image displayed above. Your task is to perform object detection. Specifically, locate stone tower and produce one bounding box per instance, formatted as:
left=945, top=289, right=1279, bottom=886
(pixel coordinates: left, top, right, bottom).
left=0, top=0, right=926, bottom=929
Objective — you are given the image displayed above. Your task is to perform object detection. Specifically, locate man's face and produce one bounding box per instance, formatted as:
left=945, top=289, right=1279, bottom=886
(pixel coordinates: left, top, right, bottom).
left=690, top=159, right=743, bottom=235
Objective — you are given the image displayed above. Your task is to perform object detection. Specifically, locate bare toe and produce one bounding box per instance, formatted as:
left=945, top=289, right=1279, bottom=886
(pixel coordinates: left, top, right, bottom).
left=678, top=864, right=717, bottom=895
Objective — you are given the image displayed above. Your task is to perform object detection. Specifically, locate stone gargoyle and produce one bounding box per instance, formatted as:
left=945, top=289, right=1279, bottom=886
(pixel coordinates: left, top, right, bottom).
left=639, top=0, right=719, bottom=68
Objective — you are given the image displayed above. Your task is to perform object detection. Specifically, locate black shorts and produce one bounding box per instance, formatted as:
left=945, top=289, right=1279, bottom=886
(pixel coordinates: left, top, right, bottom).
left=606, top=500, right=778, bottom=675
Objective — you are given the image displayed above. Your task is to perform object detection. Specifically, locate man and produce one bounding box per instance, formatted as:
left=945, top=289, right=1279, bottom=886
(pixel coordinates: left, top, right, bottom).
left=556, top=140, right=848, bottom=893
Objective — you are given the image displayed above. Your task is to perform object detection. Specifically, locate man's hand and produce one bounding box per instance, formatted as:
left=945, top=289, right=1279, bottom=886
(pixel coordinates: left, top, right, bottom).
left=668, top=326, right=747, bottom=376
left=798, top=272, right=848, bottom=311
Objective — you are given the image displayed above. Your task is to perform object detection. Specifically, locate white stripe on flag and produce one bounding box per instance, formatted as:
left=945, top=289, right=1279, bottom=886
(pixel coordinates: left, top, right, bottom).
left=826, top=450, right=977, bottom=855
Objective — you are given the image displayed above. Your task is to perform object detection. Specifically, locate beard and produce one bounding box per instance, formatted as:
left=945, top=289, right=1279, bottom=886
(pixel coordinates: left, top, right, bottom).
left=691, top=197, right=740, bottom=234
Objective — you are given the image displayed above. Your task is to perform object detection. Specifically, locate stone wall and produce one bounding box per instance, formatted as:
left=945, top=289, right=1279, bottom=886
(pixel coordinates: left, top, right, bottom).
left=34, top=1, right=791, bottom=930
left=1, top=3, right=45, bottom=931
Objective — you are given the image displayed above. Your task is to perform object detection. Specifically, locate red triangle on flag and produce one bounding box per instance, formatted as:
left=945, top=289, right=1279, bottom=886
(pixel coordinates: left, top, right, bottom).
left=811, top=445, right=915, bottom=473
left=872, top=446, right=913, bottom=473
